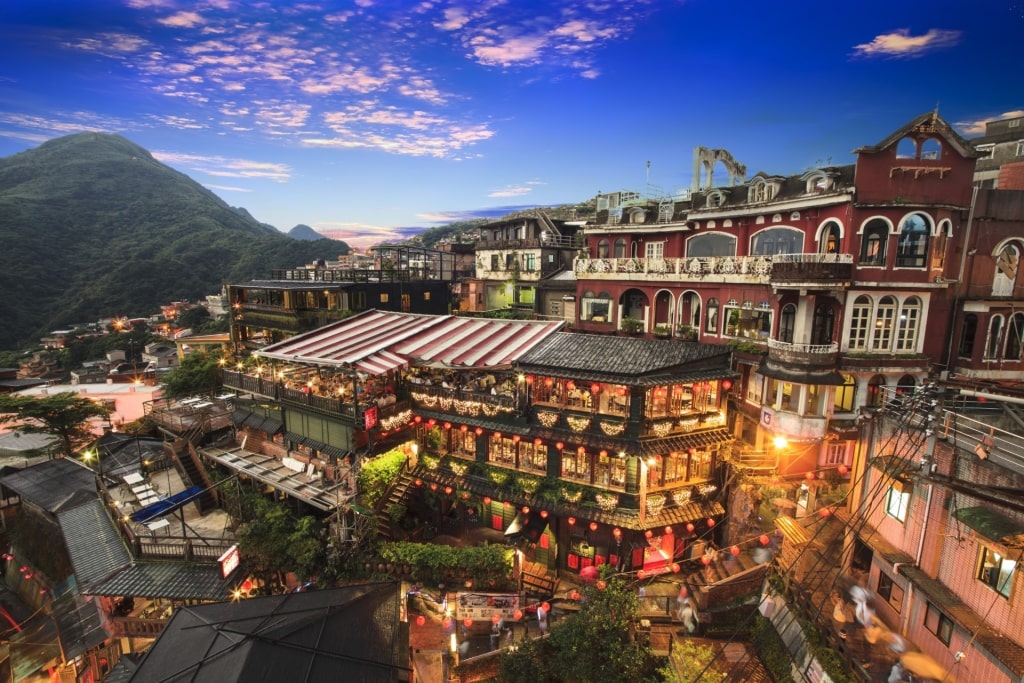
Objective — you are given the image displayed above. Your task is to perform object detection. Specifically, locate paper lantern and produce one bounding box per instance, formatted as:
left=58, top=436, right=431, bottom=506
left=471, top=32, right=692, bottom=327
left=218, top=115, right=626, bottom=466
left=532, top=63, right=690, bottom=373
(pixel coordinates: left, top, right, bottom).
left=483, top=496, right=491, bottom=505
left=504, top=500, right=512, bottom=507
left=534, top=438, right=543, bottom=446
left=460, top=424, right=468, bottom=432
left=644, top=530, right=653, bottom=539
left=544, top=378, right=553, bottom=387
left=805, top=471, right=815, bottom=480
left=706, top=518, right=715, bottom=528
left=686, top=523, right=695, bottom=533
left=721, top=379, right=733, bottom=391
left=819, top=507, right=832, bottom=517
left=637, top=569, right=647, bottom=580
left=678, top=587, right=688, bottom=599
left=596, top=580, right=607, bottom=590
left=701, top=555, right=712, bottom=566
left=759, top=534, right=771, bottom=546
left=414, top=415, right=422, bottom=423
left=591, top=383, right=601, bottom=394
left=838, top=465, right=848, bottom=475
left=671, top=562, right=681, bottom=573
left=463, top=618, right=474, bottom=628
left=241, top=579, right=253, bottom=593
left=664, top=526, right=673, bottom=535
left=444, top=422, right=452, bottom=429
left=414, top=479, right=423, bottom=486
left=540, top=510, right=549, bottom=518
left=580, top=566, right=599, bottom=584
left=570, top=590, right=580, bottom=601
left=428, top=418, right=436, bottom=426
left=514, top=609, right=523, bottom=620
left=492, top=613, right=501, bottom=624
left=568, top=516, right=576, bottom=526
left=612, top=527, right=622, bottom=539
left=730, top=545, right=741, bottom=556
left=556, top=442, right=564, bottom=450
left=566, top=381, right=575, bottom=391
left=526, top=375, right=534, bottom=384
left=493, top=431, right=501, bottom=440
left=589, top=521, right=598, bottom=532
left=442, top=616, right=452, bottom=629
left=577, top=446, right=585, bottom=455
left=429, top=483, right=438, bottom=491
left=444, top=486, right=453, bottom=495
left=512, top=434, right=521, bottom=443
left=522, top=506, right=530, bottom=514
left=416, top=615, right=426, bottom=627
left=541, top=602, right=550, bottom=612
left=475, top=427, right=483, bottom=436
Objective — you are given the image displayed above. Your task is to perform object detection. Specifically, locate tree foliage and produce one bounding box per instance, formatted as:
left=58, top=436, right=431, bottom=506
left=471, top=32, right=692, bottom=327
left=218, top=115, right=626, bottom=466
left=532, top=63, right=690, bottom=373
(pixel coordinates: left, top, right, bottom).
left=159, top=350, right=223, bottom=398
left=498, top=577, right=659, bottom=683
left=659, top=639, right=727, bottom=683
left=357, top=448, right=408, bottom=508
left=0, top=391, right=110, bottom=457
left=235, top=495, right=325, bottom=588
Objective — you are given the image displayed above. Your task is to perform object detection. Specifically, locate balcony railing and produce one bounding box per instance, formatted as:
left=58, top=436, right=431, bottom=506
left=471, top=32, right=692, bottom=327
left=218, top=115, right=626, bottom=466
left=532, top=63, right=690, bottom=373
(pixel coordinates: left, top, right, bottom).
left=575, top=255, right=772, bottom=283
left=769, top=253, right=853, bottom=285
left=109, top=616, right=167, bottom=639
left=766, top=339, right=838, bottom=355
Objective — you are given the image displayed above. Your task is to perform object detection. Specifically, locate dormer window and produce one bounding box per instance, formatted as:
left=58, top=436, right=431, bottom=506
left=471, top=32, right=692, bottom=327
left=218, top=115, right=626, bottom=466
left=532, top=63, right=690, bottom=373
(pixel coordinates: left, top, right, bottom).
left=803, top=171, right=833, bottom=194
left=706, top=190, right=727, bottom=208
left=747, top=178, right=780, bottom=203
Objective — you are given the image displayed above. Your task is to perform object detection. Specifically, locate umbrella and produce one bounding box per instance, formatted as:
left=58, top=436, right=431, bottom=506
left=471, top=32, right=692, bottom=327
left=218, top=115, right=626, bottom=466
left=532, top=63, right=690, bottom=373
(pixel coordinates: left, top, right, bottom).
left=900, top=651, right=954, bottom=682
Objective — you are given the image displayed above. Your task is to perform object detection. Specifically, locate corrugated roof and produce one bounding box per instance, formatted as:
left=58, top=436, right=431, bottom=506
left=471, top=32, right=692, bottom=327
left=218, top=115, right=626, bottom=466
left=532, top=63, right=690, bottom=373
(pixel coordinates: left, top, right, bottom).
left=83, top=561, right=233, bottom=601
left=58, top=499, right=132, bottom=590
left=394, top=316, right=564, bottom=368
left=953, top=506, right=1024, bottom=547
left=0, top=458, right=97, bottom=514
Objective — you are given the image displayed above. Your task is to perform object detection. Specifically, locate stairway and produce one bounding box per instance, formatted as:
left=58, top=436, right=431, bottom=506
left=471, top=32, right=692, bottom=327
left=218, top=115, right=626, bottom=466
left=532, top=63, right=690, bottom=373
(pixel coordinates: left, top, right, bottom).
left=375, top=469, right=415, bottom=540
left=166, top=429, right=218, bottom=513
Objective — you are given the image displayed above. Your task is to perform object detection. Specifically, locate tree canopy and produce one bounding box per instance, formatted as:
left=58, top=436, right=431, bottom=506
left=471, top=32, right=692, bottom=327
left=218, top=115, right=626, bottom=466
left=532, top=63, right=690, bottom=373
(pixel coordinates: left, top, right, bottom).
left=0, top=392, right=110, bottom=457
left=158, top=350, right=223, bottom=398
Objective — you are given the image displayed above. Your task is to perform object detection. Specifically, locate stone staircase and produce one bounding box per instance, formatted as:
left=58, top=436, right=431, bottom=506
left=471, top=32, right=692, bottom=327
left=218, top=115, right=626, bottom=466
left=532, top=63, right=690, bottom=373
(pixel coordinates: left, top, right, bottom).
left=375, top=468, right=415, bottom=540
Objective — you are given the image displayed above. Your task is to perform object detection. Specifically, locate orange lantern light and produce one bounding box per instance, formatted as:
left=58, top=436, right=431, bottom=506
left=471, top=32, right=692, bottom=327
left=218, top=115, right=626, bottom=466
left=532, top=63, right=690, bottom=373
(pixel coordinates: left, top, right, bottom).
left=596, top=580, right=607, bottom=590
left=664, top=526, right=673, bottom=535
left=819, top=507, right=832, bottom=518
left=544, top=378, right=553, bottom=387
left=540, top=510, right=548, bottom=518
left=460, top=424, right=468, bottom=432
left=589, top=521, right=598, bottom=532
left=730, top=545, right=741, bottom=556
left=759, top=534, right=771, bottom=546
left=442, top=616, right=452, bottom=629
left=416, top=615, right=426, bottom=627
left=612, top=527, right=622, bottom=539
left=637, top=569, right=647, bottom=580
left=671, top=562, right=681, bottom=573
left=514, top=609, right=523, bottom=620
left=591, top=383, right=601, bottom=394
left=706, top=518, right=715, bottom=528
left=566, top=381, right=575, bottom=391
left=678, top=587, right=688, bottom=599
left=444, top=486, right=453, bottom=495
left=491, top=613, right=501, bottom=625
left=522, top=506, right=530, bottom=514
left=525, top=375, right=534, bottom=385
left=483, top=496, right=491, bottom=505
left=414, top=479, right=423, bottom=487
left=701, top=555, right=712, bottom=566
left=430, top=483, right=438, bottom=491
left=568, top=516, right=576, bottom=526
left=838, top=464, right=848, bottom=475
left=541, top=602, right=551, bottom=612
left=555, top=442, right=564, bottom=451
left=444, top=422, right=452, bottom=430
left=463, top=617, right=474, bottom=628
left=686, top=522, right=695, bottom=533
left=534, top=438, right=543, bottom=446
left=512, top=434, right=521, bottom=443
left=570, top=590, right=580, bottom=601
left=493, top=431, right=501, bottom=440
left=644, top=530, right=653, bottom=539
left=475, top=427, right=483, bottom=436
left=428, top=418, right=436, bottom=426
left=805, top=471, right=815, bottom=480
left=721, top=379, right=733, bottom=391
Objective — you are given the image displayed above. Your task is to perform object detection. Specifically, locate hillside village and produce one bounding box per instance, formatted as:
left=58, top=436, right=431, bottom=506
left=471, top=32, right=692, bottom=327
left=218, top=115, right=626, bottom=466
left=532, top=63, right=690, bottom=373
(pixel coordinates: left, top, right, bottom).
left=1, top=111, right=1024, bottom=681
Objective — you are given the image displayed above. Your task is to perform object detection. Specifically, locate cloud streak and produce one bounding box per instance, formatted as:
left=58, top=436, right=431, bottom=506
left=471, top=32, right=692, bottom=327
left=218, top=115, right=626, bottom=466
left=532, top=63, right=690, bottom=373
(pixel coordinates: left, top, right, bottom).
left=851, top=28, right=961, bottom=59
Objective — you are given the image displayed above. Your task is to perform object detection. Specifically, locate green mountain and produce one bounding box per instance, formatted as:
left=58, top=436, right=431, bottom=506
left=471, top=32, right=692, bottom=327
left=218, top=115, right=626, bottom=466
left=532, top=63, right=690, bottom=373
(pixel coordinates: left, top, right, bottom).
left=0, top=132, right=348, bottom=350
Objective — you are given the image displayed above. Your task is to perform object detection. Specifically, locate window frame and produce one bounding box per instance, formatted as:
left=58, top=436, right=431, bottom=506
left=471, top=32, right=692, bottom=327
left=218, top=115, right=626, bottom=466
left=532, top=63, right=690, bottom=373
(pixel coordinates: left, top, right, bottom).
left=859, top=220, right=889, bottom=266
left=924, top=602, right=953, bottom=646
left=885, top=484, right=909, bottom=523
left=895, top=213, right=930, bottom=268
left=977, top=546, right=1016, bottom=599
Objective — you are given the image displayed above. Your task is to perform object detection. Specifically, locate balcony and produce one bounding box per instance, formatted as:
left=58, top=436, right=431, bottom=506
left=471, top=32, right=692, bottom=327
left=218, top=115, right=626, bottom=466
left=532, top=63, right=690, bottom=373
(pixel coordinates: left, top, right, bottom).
left=769, top=253, right=852, bottom=288
left=766, top=339, right=839, bottom=370
left=575, top=255, right=772, bottom=284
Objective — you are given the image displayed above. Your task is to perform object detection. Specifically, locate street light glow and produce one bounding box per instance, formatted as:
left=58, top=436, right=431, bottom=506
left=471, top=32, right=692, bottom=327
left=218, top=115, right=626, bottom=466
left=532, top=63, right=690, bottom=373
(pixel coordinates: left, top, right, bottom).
left=773, top=436, right=789, bottom=450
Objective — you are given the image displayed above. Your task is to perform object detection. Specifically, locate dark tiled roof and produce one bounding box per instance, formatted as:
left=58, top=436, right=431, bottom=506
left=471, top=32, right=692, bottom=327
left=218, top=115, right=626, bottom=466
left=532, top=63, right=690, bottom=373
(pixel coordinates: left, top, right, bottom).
left=517, top=333, right=732, bottom=384
left=0, top=458, right=97, bottom=514
left=132, top=582, right=408, bottom=683
left=58, top=499, right=132, bottom=589
left=901, top=565, right=1024, bottom=677
left=527, top=427, right=733, bottom=457
left=236, top=279, right=352, bottom=291
left=83, top=561, right=234, bottom=601
left=855, top=110, right=980, bottom=158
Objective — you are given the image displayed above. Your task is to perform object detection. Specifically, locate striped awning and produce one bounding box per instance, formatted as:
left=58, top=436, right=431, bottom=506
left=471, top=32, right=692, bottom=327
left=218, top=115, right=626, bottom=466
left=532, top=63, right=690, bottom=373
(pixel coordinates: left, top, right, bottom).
left=393, top=316, right=564, bottom=368
left=356, top=350, right=408, bottom=376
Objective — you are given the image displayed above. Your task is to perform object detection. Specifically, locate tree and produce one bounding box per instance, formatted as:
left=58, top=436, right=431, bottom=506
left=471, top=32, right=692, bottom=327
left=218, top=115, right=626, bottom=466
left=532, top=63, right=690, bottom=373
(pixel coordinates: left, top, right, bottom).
left=498, top=576, right=659, bottom=683
left=235, top=495, right=326, bottom=591
left=660, top=639, right=727, bottom=683
left=159, top=349, right=223, bottom=398
left=176, top=306, right=212, bottom=331
left=0, top=392, right=110, bottom=457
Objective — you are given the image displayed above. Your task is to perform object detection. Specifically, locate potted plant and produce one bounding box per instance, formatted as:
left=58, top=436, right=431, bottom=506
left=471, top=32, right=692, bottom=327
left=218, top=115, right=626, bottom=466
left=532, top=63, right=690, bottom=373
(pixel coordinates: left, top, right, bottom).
left=677, top=323, right=698, bottom=341
left=653, top=323, right=672, bottom=338
left=621, top=317, right=644, bottom=335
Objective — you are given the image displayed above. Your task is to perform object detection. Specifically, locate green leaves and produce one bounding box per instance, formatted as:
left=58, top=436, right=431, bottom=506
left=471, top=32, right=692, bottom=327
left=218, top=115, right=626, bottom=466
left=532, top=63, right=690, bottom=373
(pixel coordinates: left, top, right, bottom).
left=0, top=391, right=111, bottom=457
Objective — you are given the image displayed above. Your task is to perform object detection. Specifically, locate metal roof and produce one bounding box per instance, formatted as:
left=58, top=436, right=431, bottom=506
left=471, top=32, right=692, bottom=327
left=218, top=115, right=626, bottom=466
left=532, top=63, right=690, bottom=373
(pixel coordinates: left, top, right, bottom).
left=0, top=458, right=98, bottom=514
left=58, top=499, right=132, bottom=590
left=83, top=561, right=234, bottom=601
left=255, top=309, right=565, bottom=374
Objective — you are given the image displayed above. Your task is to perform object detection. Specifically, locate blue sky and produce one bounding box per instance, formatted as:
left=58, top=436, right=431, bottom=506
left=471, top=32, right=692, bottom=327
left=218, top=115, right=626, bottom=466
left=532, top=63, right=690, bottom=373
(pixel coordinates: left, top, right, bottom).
left=0, top=1, right=1021, bottom=250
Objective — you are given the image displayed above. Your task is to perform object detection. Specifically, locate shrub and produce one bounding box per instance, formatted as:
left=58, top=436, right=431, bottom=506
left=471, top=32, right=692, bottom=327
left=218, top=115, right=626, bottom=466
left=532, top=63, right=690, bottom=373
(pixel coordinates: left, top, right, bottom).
left=357, top=448, right=407, bottom=508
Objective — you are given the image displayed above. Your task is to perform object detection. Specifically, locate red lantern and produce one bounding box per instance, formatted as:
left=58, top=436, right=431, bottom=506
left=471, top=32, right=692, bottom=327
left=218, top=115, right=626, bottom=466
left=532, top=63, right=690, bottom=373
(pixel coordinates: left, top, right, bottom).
left=556, top=442, right=564, bottom=450
left=428, top=419, right=436, bottom=426
left=526, top=375, right=534, bottom=385
left=577, top=446, right=585, bottom=455
left=664, top=526, right=673, bottom=535
left=416, top=615, right=426, bottom=627
left=442, top=616, right=452, bottom=629
left=617, top=387, right=626, bottom=397
left=566, top=381, right=575, bottom=391
left=570, top=590, right=580, bottom=601
left=644, top=530, right=653, bottom=539
left=493, top=431, right=501, bottom=440
left=541, top=602, right=551, bottom=612
left=463, top=617, right=474, bottom=628
left=512, top=434, right=521, bottom=443
left=414, top=415, right=422, bottom=423
left=522, top=506, right=530, bottom=514
left=819, top=507, right=833, bottom=518
left=504, top=500, right=512, bottom=507
left=460, top=424, right=468, bottom=432
left=461, top=492, right=470, bottom=500
left=589, top=521, right=598, bottom=532
left=637, top=569, right=647, bottom=580
left=444, top=422, right=452, bottom=430
left=671, top=562, right=681, bottom=573
left=612, top=527, right=622, bottom=539
left=730, top=545, right=741, bottom=557
left=721, top=379, right=733, bottom=391
left=475, top=427, right=483, bottom=436
left=759, top=534, right=771, bottom=546
left=591, top=383, right=601, bottom=394
left=600, top=450, right=608, bottom=457
left=241, top=579, right=253, bottom=593
left=540, top=510, right=549, bottom=518
left=483, top=496, right=491, bottom=505
left=444, top=486, right=453, bottom=495
left=514, top=609, right=523, bottom=620
left=534, top=438, right=543, bottom=446
left=686, top=522, right=695, bottom=533
left=568, top=517, right=576, bottom=526
left=805, top=471, right=815, bottom=480
left=678, top=587, right=688, bottom=599
left=707, top=518, right=715, bottom=528
left=492, top=613, right=501, bottom=624
left=838, top=465, right=848, bottom=475
left=544, top=378, right=554, bottom=387
left=414, top=479, right=423, bottom=487
left=701, top=555, right=712, bottom=566
left=430, top=483, right=438, bottom=491
left=596, top=580, right=606, bottom=590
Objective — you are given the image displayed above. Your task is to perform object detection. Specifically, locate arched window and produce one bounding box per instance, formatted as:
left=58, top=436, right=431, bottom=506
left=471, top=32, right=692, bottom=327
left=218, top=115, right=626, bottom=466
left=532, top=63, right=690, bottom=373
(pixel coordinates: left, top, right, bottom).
left=895, top=297, right=922, bottom=351
left=859, top=219, right=888, bottom=266
left=687, top=233, right=736, bottom=257
left=820, top=221, right=841, bottom=254
left=613, top=238, right=627, bottom=259
left=920, top=138, right=942, bottom=160
left=867, top=374, right=887, bottom=407
left=751, top=228, right=803, bottom=255
left=958, top=314, right=978, bottom=358
left=993, top=244, right=1020, bottom=296
left=895, top=375, right=916, bottom=403
left=896, top=137, right=917, bottom=158
left=986, top=315, right=1004, bottom=359
left=896, top=213, right=930, bottom=268
left=1006, top=313, right=1024, bottom=361
left=872, top=296, right=897, bottom=352
left=834, top=374, right=856, bottom=413
left=849, top=295, right=872, bottom=351
left=811, top=304, right=834, bottom=346
left=704, top=298, right=719, bottom=333
left=597, top=239, right=610, bottom=258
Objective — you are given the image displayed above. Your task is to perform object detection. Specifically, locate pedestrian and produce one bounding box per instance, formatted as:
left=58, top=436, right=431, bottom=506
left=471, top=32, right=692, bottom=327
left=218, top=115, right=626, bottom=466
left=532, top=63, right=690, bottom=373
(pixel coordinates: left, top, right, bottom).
left=537, top=603, right=548, bottom=635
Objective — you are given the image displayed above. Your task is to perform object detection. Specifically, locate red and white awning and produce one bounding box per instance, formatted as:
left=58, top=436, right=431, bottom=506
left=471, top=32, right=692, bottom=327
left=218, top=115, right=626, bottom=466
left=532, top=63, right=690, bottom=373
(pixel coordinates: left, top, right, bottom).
left=356, top=350, right=408, bottom=376
left=394, top=317, right=564, bottom=368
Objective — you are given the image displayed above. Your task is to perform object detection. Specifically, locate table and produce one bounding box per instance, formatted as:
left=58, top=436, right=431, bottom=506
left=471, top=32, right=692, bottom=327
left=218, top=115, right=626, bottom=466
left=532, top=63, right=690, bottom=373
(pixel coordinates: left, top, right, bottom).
left=123, top=472, right=145, bottom=485
left=146, top=519, right=170, bottom=532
